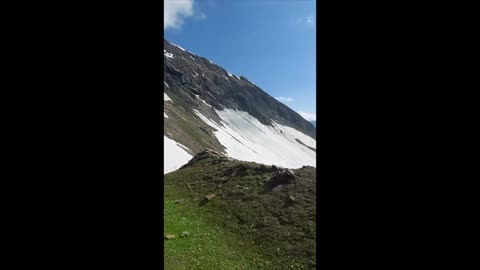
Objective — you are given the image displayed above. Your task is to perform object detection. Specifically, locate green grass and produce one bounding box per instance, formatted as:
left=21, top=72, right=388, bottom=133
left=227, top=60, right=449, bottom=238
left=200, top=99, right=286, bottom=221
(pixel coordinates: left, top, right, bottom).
left=164, top=158, right=315, bottom=270
left=164, top=185, right=272, bottom=270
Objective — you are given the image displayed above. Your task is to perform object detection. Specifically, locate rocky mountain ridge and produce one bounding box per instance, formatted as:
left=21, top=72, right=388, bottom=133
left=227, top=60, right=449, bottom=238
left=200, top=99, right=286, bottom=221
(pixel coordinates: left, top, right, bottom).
left=164, top=39, right=316, bottom=173
left=164, top=40, right=315, bottom=138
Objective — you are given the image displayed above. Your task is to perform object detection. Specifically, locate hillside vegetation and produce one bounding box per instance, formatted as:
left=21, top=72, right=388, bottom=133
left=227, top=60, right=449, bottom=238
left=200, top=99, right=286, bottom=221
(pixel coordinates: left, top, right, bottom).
left=164, top=149, right=317, bottom=269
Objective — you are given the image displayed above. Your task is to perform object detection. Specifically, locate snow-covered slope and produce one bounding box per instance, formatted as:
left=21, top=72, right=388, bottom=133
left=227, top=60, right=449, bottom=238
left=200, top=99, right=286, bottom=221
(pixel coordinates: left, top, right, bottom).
left=164, top=93, right=172, bottom=102
left=194, top=108, right=315, bottom=168
left=164, top=136, right=192, bottom=174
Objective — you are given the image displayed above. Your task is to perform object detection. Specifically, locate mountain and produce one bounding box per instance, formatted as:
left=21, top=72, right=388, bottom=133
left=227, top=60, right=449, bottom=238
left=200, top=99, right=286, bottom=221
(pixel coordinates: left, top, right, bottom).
left=163, top=40, right=317, bottom=269
left=164, top=39, right=316, bottom=173
left=310, top=121, right=316, bottom=127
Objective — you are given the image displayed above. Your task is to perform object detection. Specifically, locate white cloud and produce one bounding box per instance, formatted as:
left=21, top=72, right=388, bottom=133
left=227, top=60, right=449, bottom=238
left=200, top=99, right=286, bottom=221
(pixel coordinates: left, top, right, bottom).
left=297, top=111, right=316, bottom=121
left=306, top=16, right=314, bottom=25
left=291, top=15, right=315, bottom=28
left=164, top=0, right=195, bottom=30
left=276, top=96, right=294, bottom=102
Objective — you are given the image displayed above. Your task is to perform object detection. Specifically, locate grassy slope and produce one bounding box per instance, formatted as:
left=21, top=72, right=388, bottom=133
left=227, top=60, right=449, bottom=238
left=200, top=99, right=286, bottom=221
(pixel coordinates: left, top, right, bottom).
left=164, top=151, right=316, bottom=269
left=164, top=181, right=271, bottom=270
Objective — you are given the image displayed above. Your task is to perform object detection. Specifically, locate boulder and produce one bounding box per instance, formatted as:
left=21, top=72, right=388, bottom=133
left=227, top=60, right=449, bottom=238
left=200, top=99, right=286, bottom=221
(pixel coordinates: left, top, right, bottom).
left=174, top=199, right=184, bottom=204
left=205, top=194, right=216, bottom=201
left=164, top=234, right=176, bottom=240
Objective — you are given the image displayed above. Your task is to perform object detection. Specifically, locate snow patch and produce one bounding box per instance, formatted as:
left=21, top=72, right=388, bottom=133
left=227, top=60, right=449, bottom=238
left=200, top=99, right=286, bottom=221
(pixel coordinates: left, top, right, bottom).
left=164, top=136, right=192, bottom=174
left=195, top=95, right=212, bottom=108
left=172, top=43, right=185, bottom=52
left=164, top=93, right=172, bottom=102
left=227, top=72, right=241, bottom=80
left=193, top=109, right=316, bottom=168
left=190, top=56, right=195, bottom=61
left=164, top=49, right=174, bottom=59
left=164, top=81, right=169, bottom=88
left=164, top=111, right=168, bottom=118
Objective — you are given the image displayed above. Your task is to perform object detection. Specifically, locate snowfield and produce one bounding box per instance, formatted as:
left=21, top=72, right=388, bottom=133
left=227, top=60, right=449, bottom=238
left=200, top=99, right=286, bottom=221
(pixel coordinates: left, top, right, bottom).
left=193, top=108, right=316, bottom=168
left=164, top=136, right=192, bottom=174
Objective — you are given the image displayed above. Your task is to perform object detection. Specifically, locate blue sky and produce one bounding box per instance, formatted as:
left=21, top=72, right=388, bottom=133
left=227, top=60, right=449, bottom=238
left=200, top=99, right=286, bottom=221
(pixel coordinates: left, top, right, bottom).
left=164, top=0, right=316, bottom=121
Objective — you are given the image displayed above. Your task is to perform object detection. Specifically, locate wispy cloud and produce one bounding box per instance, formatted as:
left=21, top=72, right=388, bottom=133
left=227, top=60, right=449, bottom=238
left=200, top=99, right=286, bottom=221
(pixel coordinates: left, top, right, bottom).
left=291, top=15, right=315, bottom=28
left=276, top=96, right=294, bottom=102
left=193, top=11, right=207, bottom=21
left=306, top=16, right=314, bottom=25
left=164, top=0, right=195, bottom=30
left=297, top=111, right=316, bottom=121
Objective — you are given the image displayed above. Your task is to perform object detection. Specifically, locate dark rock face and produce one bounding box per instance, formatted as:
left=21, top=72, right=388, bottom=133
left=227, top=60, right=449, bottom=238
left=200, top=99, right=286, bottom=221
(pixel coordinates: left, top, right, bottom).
left=164, top=39, right=316, bottom=140
left=263, top=170, right=296, bottom=193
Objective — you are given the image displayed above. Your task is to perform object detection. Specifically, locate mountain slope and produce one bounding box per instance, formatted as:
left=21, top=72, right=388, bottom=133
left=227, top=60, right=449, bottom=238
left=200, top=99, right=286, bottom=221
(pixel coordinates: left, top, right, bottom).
left=164, top=149, right=317, bottom=269
left=164, top=39, right=316, bottom=173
